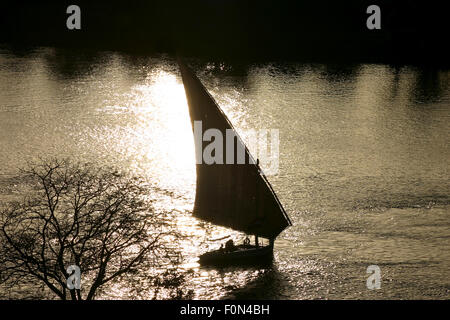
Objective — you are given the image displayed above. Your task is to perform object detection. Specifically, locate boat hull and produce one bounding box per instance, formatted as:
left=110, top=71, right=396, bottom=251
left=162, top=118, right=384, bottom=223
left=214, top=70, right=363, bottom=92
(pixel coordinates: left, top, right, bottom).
left=199, top=244, right=273, bottom=266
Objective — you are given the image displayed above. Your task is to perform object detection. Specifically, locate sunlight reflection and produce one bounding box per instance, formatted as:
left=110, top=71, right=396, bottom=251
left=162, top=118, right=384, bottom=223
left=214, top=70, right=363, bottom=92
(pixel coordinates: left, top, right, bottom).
left=93, top=68, right=198, bottom=206
left=133, top=69, right=196, bottom=186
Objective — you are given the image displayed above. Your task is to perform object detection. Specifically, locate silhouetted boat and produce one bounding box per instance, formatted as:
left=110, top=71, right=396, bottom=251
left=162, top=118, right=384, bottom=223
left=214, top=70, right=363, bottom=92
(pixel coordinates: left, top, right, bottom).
left=178, top=60, right=292, bottom=266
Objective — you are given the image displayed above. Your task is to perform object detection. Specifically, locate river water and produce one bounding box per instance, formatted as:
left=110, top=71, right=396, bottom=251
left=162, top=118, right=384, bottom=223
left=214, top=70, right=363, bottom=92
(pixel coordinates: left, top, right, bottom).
left=0, top=47, right=449, bottom=299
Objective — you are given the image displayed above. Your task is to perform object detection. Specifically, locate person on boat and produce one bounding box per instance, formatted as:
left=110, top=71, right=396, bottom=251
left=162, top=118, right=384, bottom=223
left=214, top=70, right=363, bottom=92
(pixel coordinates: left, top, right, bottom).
left=225, top=239, right=236, bottom=252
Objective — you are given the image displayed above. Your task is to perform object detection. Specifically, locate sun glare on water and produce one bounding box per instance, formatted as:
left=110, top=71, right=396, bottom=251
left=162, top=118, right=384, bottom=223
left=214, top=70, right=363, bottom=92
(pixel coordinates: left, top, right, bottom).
left=125, top=69, right=196, bottom=195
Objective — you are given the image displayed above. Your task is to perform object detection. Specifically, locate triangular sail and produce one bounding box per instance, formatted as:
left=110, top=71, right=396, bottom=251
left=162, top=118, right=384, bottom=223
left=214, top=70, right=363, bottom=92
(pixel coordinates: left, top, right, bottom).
left=179, top=61, right=291, bottom=239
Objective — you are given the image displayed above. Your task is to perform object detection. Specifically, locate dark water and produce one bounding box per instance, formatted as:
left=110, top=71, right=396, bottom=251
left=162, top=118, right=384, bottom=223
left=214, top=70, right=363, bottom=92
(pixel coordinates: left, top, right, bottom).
left=0, top=47, right=449, bottom=299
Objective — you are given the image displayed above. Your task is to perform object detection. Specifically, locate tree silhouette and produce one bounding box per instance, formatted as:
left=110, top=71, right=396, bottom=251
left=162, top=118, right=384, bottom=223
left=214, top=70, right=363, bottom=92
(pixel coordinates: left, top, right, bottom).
left=0, top=159, right=181, bottom=300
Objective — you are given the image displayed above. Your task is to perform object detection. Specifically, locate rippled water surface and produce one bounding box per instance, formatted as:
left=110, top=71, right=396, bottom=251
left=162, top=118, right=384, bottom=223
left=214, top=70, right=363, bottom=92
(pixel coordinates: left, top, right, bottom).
left=0, top=47, right=449, bottom=299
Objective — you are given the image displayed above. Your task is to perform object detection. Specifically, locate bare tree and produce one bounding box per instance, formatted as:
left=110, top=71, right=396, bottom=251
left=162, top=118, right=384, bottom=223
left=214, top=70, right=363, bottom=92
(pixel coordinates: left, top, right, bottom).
left=0, top=159, right=181, bottom=300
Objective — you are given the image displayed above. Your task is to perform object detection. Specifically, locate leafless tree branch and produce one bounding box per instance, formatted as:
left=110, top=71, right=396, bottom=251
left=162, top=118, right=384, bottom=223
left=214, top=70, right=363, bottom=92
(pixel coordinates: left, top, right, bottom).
left=0, top=159, right=183, bottom=300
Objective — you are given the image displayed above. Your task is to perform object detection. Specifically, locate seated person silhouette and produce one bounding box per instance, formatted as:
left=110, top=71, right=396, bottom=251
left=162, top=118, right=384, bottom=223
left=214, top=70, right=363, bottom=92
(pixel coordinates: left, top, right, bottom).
left=225, top=239, right=236, bottom=252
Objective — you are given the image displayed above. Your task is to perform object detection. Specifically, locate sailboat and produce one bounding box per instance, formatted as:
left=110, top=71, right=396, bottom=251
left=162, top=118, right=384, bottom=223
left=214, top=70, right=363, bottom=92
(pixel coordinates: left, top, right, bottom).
left=178, top=60, right=292, bottom=265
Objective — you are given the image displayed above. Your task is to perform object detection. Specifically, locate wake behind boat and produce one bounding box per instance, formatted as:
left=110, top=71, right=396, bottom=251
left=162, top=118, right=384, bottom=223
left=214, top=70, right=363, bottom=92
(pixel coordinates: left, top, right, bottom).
left=178, top=60, right=291, bottom=266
